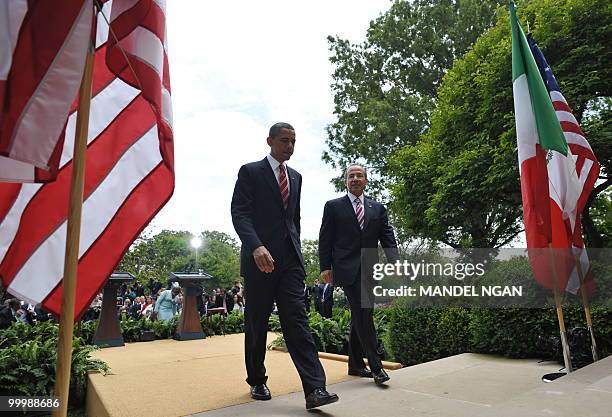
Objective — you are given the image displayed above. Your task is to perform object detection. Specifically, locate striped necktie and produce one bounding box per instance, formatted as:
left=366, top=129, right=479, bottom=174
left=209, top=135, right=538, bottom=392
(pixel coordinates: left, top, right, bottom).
left=279, top=164, right=289, bottom=209
left=354, top=198, right=364, bottom=229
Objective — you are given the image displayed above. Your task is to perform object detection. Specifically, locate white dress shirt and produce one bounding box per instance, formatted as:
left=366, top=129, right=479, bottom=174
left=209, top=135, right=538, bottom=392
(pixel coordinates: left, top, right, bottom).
left=347, top=192, right=365, bottom=214
left=266, top=154, right=291, bottom=194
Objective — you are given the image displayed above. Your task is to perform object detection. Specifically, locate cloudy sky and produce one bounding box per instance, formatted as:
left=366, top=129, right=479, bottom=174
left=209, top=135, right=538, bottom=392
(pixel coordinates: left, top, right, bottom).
left=150, top=0, right=392, bottom=241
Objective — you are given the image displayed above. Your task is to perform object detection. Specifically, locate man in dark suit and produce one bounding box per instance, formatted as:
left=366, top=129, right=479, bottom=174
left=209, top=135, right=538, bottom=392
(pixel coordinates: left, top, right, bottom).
left=320, top=281, right=334, bottom=318
left=312, top=278, right=322, bottom=314
left=319, top=164, right=399, bottom=385
left=231, top=122, right=338, bottom=409
left=303, top=283, right=312, bottom=312
left=0, top=299, right=21, bottom=329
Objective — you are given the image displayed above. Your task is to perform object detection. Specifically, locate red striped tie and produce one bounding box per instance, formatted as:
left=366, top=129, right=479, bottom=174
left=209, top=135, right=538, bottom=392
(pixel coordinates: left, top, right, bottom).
left=279, top=164, right=289, bottom=209
left=355, top=198, right=364, bottom=229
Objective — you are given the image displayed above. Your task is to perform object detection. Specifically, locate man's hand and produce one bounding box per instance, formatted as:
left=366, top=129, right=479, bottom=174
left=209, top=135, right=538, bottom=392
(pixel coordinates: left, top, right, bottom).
left=320, top=269, right=333, bottom=284
left=253, top=246, right=275, bottom=273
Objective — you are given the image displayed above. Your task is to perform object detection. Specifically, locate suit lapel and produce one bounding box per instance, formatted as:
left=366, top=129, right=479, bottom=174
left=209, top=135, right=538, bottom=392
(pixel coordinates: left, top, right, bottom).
left=259, top=158, right=283, bottom=208
left=342, top=195, right=361, bottom=231
left=287, top=166, right=298, bottom=212
left=363, top=196, right=373, bottom=230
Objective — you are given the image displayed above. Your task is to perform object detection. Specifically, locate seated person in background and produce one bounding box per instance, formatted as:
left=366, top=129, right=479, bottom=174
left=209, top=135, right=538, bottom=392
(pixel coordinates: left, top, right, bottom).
left=119, top=298, right=132, bottom=320
left=0, top=299, right=21, bottom=329
left=129, top=297, right=143, bottom=320
left=140, top=296, right=154, bottom=319
left=232, top=294, right=245, bottom=313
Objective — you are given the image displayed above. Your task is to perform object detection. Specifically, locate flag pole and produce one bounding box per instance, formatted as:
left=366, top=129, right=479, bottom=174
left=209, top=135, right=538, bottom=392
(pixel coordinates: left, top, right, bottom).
left=548, top=243, right=573, bottom=373
left=52, top=27, right=95, bottom=417
left=573, top=248, right=599, bottom=362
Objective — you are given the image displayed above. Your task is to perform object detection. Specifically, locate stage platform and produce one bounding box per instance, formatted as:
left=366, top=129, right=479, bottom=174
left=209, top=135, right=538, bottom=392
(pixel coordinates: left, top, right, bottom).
left=87, top=333, right=611, bottom=417
left=190, top=353, right=611, bottom=417
left=86, top=332, right=357, bottom=417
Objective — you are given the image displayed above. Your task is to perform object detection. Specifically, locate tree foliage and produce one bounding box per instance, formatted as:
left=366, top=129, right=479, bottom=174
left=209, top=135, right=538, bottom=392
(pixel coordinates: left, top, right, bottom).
left=325, top=0, right=502, bottom=193
left=302, top=239, right=321, bottom=284
left=117, top=230, right=241, bottom=290
left=388, top=0, right=611, bottom=247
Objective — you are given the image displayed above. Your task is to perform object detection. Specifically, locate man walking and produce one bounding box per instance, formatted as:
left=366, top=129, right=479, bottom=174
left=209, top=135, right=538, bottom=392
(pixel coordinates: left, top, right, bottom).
left=319, top=164, right=399, bottom=385
left=231, top=122, right=338, bottom=409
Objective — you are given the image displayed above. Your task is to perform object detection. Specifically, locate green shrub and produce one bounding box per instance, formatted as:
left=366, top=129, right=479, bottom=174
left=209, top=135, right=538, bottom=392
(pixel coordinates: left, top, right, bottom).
left=387, top=306, right=445, bottom=365
left=201, top=313, right=224, bottom=336
left=267, top=314, right=282, bottom=332
left=150, top=316, right=178, bottom=339
left=77, top=320, right=97, bottom=345
left=386, top=304, right=611, bottom=366
left=436, top=307, right=472, bottom=356
left=469, top=308, right=549, bottom=357
left=0, top=321, right=58, bottom=349
left=225, top=311, right=245, bottom=333
left=469, top=307, right=611, bottom=359
left=0, top=323, right=108, bottom=407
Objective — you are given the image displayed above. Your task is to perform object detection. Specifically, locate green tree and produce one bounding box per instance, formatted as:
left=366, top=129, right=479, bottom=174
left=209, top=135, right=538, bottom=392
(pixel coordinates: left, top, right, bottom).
left=117, top=230, right=192, bottom=283
left=388, top=0, right=611, bottom=247
left=117, top=230, right=241, bottom=290
left=588, top=190, right=612, bottom=248
left=198, top=231, right=241, bottom=290
left=325, top=0, right=502, bottom=194
left=302, top=239, right=320, bottom=284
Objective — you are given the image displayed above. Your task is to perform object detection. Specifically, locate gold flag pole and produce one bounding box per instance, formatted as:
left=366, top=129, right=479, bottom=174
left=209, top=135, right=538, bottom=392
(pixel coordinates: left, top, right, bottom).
left=548, top=244, right=573, bottom=373
left=573, top=248, right=599, bottom=362
left=52, top=22, right=95, bottom=417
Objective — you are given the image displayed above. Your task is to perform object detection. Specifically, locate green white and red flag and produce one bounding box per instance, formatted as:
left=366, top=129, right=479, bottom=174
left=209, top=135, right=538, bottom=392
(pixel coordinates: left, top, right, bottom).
left=510, top=2, right=599, bottom=292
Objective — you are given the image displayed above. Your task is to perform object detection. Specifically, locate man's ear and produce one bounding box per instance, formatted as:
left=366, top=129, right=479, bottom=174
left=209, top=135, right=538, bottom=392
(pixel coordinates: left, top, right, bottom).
left=266, top=136, right=273, bottom=146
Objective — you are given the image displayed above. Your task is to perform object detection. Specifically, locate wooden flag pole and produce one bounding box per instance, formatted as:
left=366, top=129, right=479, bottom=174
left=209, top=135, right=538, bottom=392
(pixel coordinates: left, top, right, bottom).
left=51, top=37, right=95, bottom=417
left=548, top=243, right=573, bottom=373
left=573, top=249, right=599, bottom=362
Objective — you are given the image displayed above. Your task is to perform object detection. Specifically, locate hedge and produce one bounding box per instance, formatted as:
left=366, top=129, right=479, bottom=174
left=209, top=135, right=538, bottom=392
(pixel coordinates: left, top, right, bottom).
left=387, top=305, right=611, bottom=366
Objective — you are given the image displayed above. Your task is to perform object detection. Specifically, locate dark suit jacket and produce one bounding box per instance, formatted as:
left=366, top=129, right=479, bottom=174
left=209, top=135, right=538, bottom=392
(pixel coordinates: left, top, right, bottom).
left=312, top=284, right=322, bottom=309
left=231, top=157, right=304, bottom=276
left=319, top=195, right=398, bottom=287
left=0, top=307, right=16, bottom=329
left=321, top=283, right=333, bottom=302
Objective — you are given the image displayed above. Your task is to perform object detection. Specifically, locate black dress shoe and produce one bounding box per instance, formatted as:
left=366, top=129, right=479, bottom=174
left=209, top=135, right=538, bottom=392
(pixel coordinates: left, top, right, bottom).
left=348, top=367, right=373, bottom=378
left=372, top=369, right=390, bottom=385
left=305, top=388, right=339, bottom=409
left=250, top=384, right=271, bottom=400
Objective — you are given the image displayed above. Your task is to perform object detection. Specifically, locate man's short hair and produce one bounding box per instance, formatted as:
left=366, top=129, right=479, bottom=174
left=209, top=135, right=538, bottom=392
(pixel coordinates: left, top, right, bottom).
left=345, top=164, right=368, bottom=180
left=269, top=122, right=294, bottom=138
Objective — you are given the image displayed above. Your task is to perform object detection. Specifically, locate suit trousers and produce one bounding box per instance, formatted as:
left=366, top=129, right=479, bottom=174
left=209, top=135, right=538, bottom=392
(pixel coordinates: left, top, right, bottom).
left=343, top=280, right=383, bottom=373
left=243, top=241, right=325, bottom=395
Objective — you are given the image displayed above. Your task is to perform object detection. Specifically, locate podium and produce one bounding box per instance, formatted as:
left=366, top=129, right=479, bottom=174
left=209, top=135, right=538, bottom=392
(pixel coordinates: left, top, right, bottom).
left=92, top=272, right=134, bottom=347
left=170, top=272, right=212, bottom=341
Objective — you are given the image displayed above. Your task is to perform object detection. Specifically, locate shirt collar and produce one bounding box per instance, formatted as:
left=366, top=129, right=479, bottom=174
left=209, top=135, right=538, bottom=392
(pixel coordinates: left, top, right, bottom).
left=347, top=192, right=364, bottom=205
left=266, top=154, right=285, bottom=171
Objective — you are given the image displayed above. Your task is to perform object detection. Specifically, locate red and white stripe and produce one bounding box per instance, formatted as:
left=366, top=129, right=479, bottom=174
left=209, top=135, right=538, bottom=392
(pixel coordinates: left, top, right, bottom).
left=550, top=90, right=599, bottom=241
left=0, top=0, right=174, bottom=319
left=549, top=90, right=599, bottom=293
left=0, top=0, right=93, bottom=182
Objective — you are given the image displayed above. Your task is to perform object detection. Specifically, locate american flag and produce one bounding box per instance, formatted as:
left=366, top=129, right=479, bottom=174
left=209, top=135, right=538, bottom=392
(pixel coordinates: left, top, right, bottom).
left=0, top=0, right=174, bottom=318
left=527, top=33, right=600, bottom=293
left=0, top=0, right=92, bottom=182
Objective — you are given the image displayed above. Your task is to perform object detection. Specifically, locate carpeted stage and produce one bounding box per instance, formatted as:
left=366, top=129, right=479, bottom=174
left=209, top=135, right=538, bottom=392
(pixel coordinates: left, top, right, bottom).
left=86, top=332, right=370, bottom=417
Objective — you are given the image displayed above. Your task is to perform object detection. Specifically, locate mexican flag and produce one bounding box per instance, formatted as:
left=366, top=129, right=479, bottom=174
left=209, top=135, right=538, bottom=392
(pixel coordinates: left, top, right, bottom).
left=510, top=2, right=584, bottom=291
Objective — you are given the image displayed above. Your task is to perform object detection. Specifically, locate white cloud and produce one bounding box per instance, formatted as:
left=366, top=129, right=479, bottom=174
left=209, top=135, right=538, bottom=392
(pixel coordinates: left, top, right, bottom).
left=153, top=0, right=391, bottom=240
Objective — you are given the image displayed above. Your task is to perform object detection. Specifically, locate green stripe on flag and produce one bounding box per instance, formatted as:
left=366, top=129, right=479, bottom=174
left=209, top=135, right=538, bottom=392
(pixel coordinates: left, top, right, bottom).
left=509, top=2, right=567, bottom=155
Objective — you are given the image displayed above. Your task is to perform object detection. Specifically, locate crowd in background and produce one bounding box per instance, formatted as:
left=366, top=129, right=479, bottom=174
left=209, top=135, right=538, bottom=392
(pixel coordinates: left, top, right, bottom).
left=1, top=275, right=339, bottom=329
